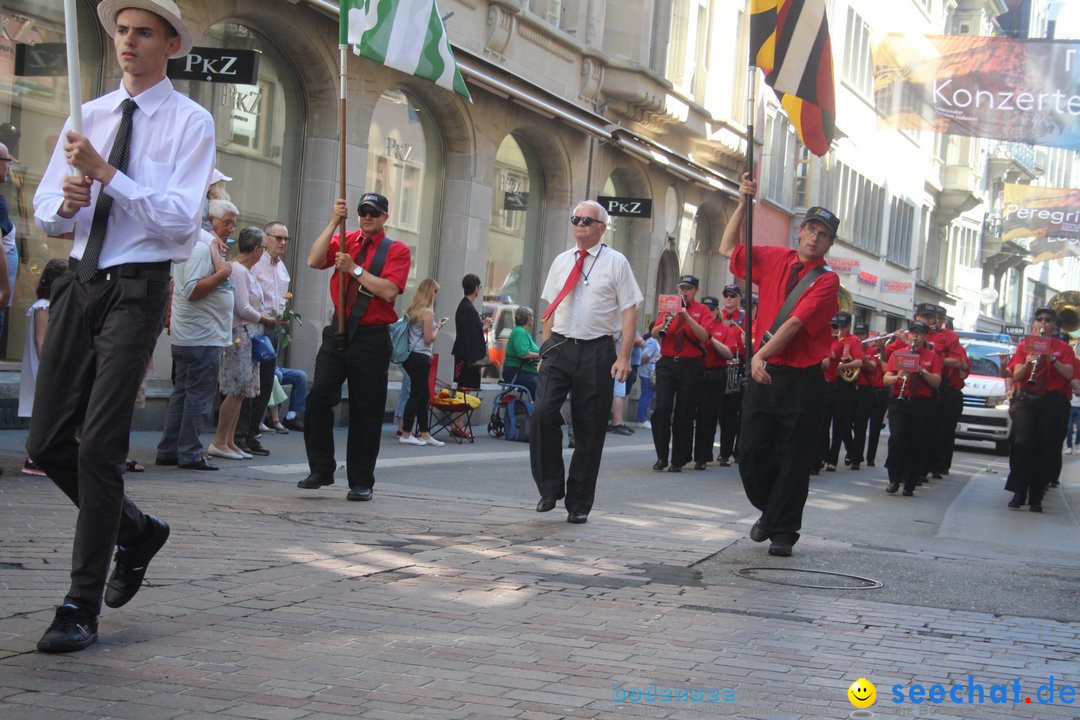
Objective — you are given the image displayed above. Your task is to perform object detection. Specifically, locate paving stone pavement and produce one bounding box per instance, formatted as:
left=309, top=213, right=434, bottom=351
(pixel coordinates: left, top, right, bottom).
left=0, top=428, right=1078, bottom=720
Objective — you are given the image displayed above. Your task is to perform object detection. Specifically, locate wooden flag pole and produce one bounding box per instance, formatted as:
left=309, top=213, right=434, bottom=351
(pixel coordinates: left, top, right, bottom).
left=337, top=45, right=348, bottom=343
left=743, top=65, right=757, bottom=371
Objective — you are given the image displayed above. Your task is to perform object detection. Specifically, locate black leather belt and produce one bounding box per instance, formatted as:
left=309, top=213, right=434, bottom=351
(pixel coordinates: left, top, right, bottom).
left=69, top=256, right=170, bottom=280
left=552, top=332, right=612, bottom=345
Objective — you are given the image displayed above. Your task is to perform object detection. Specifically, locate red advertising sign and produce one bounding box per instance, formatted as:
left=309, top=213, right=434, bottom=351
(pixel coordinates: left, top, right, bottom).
left=658, top=294, right=683, bottom=313
left=895, top=353, right=920, bottom=372
left=857, top=271, right=879, bottom=286
left=830, top=257, right=861, bottom=274
left=882, top=280, right=914, bottom=293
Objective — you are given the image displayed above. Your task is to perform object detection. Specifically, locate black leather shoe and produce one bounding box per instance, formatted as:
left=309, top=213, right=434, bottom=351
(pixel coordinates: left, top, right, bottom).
left=1008, top=492, right=1024, bottom=509
left=1030, top=503, right=1043, bottom=513
left=536, top=497, right=557, bottom=512
left=297, top=474, right=334, bottom=489
left=652, top=460, right=667, bottom=471
left=347, top=487, right=373, bottom=501
left=245, top=439, right=270, bottom=456
left=178, top=458, right=218, bottom=471
left=154, top=456, right=178, bottom=466
left=885, top=483, right=899, bottom=494
left=902, top=488, right=914, bottom=496
left=850, top=462, right=861, bottom=471
left=867, top=461, right=876, bottom=467
left=567, top=512, right=588, bottom=524
left=667, top=463, right=682, bottom=473
left=693, top=461, right=707, bottom=471
left=283, top=417, right=304, bottom=432
left=37, top=604, right=98, bottom=653
left=931, top=472, right=943, bottom=479
left=749, top=519, right=768, bottom=542
left=768, top=539, right=793, bottom=557
left=104, top=515, right=170, bottom=609
left=718, top=457, right=731, bottom=467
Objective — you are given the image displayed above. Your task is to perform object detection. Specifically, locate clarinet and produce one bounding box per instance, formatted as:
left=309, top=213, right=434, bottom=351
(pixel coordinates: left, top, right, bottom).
left=897, top=340, right=916, bottom=399
left=1026, top=332, right=1045, bottom=387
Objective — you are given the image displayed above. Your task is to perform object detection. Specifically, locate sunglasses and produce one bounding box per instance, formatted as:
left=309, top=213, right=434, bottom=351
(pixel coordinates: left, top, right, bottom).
left=358, top=208, right=383, bottom=218
left=570, top=215, right=601, bottom=227
left=722, top=293, right=738, bottom=298
left=1035, top=316, right=1055, bottom=322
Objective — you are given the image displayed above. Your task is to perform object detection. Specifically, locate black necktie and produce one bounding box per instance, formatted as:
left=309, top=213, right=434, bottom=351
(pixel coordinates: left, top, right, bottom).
left=784, top=262, right=804, bottom=298
left=78, top=98, right=137, bottom=283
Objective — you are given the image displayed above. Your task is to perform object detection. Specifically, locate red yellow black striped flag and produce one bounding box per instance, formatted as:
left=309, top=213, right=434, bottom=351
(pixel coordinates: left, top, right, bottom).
left=750, top=0, right=836, bottom=156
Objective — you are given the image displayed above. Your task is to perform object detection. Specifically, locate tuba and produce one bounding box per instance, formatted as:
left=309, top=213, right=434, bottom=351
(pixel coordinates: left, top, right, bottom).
left=836, top=285, right=861, bottom=382
left=1049, top=291, right=1080, bottom=339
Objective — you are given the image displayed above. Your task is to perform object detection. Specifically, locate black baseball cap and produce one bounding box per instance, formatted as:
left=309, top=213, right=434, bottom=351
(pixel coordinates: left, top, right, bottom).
left=701, top=296, right=719, bottom=310
left=357, top=192, right=389, bottom=214
left=803, top=207, right=840, bottom=237
left=831, top=311, right=852, bottom=327
left=722, top=284, right=742, bottom=297
left=914, top=302, right=937, bottom=317
left=677, top=274, right=699, bottom=289
left=909, top=320, right=931, bottom=334
left=1034, top=306, right=1057, bottom=321
left=853, top=323, right=869, bottom=335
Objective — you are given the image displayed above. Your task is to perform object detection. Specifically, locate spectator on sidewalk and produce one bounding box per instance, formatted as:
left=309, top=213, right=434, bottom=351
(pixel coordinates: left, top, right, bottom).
left=634, top=331, right=660, bottom=429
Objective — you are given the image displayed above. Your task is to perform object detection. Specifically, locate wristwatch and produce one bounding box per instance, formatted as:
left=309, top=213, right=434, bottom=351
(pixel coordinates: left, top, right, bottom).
left=352, top=266, right=363, bottom=279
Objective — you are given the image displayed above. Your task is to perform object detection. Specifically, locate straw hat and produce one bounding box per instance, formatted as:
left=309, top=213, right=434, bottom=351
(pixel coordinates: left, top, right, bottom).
left=96, top=0, right=194, bottom=59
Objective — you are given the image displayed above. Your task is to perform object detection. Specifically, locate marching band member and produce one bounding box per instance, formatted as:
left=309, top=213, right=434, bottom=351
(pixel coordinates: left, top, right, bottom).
left=847, top=323, right=877, bottom=470
left=717, top=284, right=746, bottom=466
left=883, top=321, right=943, bottom=496
left=826, top=311, right=862, bottom=471
left=929, top=305, right=969, bottom=478
left=692, top=296, right=736, bottom=470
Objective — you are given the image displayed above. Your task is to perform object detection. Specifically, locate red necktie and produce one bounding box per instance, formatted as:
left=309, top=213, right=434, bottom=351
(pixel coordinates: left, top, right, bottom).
left=784, top=262, right=804, bottom=298
left=542, top=250, right=586, bottom=322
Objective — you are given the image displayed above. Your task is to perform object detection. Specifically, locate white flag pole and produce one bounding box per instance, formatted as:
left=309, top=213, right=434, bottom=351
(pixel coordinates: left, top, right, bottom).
left=63, top=0, right=84, bottom=177
left=337, top=44, right=347, bottom=342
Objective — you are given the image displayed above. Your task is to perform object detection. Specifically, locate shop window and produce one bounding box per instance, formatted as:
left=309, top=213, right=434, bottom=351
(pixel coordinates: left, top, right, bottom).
left=487, top=133, right=541, bottom=309
left=367, top=88, right=441, bottom=293
left=0, top=0, right=102, bottom=362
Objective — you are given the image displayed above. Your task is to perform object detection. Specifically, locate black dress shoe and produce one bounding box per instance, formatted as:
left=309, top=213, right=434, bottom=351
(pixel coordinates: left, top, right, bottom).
left=178, top=458, right=218, bottom=471
left=902, top=488, right=914, bottom=496
left=567, top=512, right=588, bottom=524
left=1030, top=503, right=1043, bottom=513
left=652, top=460, right=667, bottom=471
left=749, top=519, right=768, bottom=542
left=885, top=483, right=899, bottom=494
left=718, top=457, right=731, bottom=467
left=536, top=497, right=557, bottom=512
left=154, top=456, right=178, bottom=466
left=667, top=463, right=682, bottom=473
left=867, top=461, right=876, bottom=467
left=245, top=439, right=270, bottom=456
left=104, top=515, right=170, bottom=609
left=297, top=474, right=334, bottom=489
left=768, top=539, right=793, bottom=557
left=37, top=604, right=98, bottom=653
left=931, top=472, right=943, bottom=479
left=1008, top=492, right=1024, bottom=509
left=347, top=487, right=373, bottom=501
left=283, top=417, right=305, bottom=432
left=850, top=462, right=861, bottom=471
left=693, top=461, right=708, bottom=470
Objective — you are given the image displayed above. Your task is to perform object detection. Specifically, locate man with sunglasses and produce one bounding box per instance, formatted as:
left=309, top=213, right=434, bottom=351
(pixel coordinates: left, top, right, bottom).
left=298, top=193, right=411, bottom=501
left=717, top=285, right=746, bottom=466
left=1004, top=307, right=1077, bottom=512
left=531, top=200, right=642, bottom=524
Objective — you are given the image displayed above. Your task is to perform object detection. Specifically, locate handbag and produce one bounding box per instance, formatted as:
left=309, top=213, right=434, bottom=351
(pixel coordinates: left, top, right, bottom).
left=251, top=334, right=277, bottom=362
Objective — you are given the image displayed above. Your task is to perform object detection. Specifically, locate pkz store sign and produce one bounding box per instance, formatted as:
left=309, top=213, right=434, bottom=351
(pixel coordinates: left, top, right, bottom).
left=598, top=196, right=652, bottom=218
left=14, top=44, right=258, bottom=85
left=168, top=48, right=259, bottom=84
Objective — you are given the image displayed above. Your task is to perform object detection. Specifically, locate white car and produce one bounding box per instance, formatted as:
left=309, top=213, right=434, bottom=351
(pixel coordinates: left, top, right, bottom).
left=957, top=336, right=1015, bottom=455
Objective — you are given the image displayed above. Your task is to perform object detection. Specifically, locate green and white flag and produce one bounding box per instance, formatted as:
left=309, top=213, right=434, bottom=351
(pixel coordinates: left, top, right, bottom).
left=340, top=0, right=472, bottom=101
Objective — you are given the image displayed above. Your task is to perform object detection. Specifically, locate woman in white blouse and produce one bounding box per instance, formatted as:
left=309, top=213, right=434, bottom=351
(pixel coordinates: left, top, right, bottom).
left=209, top=227, right=277, bottom=459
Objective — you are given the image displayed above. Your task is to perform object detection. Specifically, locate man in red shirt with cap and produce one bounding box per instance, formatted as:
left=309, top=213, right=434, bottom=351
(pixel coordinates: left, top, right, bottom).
left=719, top=173, right=840, bottom=557
left=297, top=194, right=411, bottom=501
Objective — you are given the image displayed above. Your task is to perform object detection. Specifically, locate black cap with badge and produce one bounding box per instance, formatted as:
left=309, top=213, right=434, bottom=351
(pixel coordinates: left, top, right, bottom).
left=803, top=207, right=840, bottom=238
left=914, top=302, right=937, bottom=317
left=677, top=274, right=700, bottom=289
left=701, top=296, right=719, bottom=310
left=357, top=192, right=389, bottom=214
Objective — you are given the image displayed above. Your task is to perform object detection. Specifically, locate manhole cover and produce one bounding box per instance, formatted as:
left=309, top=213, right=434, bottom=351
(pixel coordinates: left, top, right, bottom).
left=734, top=567, right=882, bottom=589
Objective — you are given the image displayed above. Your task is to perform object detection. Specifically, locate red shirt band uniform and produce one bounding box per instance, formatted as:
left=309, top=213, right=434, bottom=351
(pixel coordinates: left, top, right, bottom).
left=882, top=321, right=943, bottom=496
left=320, top=227, right=410, bottom=325
left=719, top=172, right=840, bottom=559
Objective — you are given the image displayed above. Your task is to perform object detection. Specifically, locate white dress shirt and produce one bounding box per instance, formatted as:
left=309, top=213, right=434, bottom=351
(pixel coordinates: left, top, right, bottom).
left=252, top=253, right=291, bottom=315
left=541, top=242, right=643, bottom=340
left=33, top=77, right=215, bottom=267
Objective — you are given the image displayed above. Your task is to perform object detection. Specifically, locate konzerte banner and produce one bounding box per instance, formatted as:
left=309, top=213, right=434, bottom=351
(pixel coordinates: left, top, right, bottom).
left=1003, top=183, right=1080, bottom=261
left=874, top=34, right=1080, bottom=149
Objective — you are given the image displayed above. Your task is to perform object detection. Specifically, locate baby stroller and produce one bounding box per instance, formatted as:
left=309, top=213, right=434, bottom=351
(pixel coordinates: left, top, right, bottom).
left=487, top=381, right=534, bottom=442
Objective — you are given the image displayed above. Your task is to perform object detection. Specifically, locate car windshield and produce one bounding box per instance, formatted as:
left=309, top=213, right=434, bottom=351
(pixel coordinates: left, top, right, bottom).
left=964, top=342, right=1013, bottom=377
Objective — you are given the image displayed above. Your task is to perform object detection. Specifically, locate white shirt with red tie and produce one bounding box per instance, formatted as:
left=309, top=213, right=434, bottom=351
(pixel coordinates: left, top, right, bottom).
left=540, top=242, right=642, bottom=341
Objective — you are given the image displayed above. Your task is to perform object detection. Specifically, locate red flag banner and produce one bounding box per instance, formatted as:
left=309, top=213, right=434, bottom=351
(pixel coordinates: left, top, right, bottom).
left=874, top=34, right=1080, bottom=149
left=1002, top=183, right=1080, bottom=261
left=750, top=0, right=836, bottom=156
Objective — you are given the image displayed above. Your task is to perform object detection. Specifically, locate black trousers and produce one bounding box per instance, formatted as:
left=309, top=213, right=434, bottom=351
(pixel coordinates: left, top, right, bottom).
left=693, top=367, right=725, bottom=463
left=401, top=351, right=432, bottom=434
left=529, top=334, right=615, bottom=515
left=237, top=353, right=276, bottom=445
left=929, top=385, right=963, bottom=473
left=27, top=266, right=169, bottom=613
left=1006, top=392, right=1069, bottom=505
left=848, top=385, right=874, bottom=464
left=827, top=381, right=856, bottom=465
left=651, top=356, right=704, bottom=467
left=304, top=323, right=391, bottom=489
left=718, top=387, right=742, bottom=460
left=865, top=388, right=889, bottom=464
left=739, top=365, right=824, bottom=543
left=817, top=382, right=836, bottom=469
left=886, top=397, right=933, bottom=491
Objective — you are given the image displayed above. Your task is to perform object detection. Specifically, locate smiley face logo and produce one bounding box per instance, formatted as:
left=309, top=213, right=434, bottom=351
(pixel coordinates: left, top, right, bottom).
left=848, top=678, right=876, bottom=708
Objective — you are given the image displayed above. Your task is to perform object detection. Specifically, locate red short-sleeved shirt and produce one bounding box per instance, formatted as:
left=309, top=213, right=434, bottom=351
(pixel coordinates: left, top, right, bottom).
left=930, top=327, right=967, bottom=390
left=886, top=345, right=944, bottom=399
left=834, top=334, right=864, bottom=385
left=704, top=321, right=741, bottom=369
left=730, top=244, right=838, bottom=369
left=654, top=299, right=713, bottom=359
left=1006, top=337, right=1077, bottom=399
left=320, top=229, right=411, bottom=325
